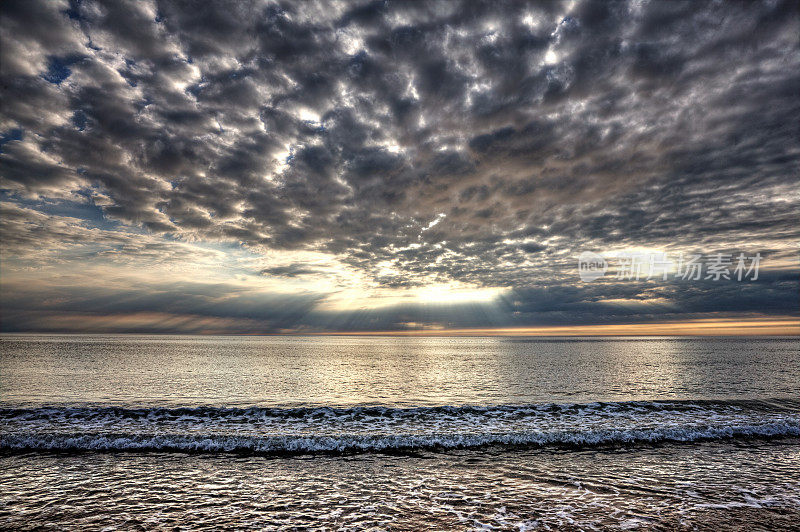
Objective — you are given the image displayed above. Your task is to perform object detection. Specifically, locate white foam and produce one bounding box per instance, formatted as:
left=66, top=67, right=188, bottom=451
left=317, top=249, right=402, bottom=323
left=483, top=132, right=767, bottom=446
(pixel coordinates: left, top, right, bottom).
left=1, top=421, right=797, bottom=455
left=2, top=399, right=797, bottom=455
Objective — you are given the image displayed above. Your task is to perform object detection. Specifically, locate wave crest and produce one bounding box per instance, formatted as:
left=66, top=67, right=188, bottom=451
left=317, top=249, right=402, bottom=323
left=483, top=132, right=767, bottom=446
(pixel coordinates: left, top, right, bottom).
left=2, top=399, right=798, bottom=456
left=2, top=423, right=797, bottom=455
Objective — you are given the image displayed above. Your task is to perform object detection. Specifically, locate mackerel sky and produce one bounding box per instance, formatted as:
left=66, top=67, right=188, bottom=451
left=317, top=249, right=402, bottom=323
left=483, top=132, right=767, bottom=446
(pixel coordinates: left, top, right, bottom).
left=1, top=0, right=798, bottom=333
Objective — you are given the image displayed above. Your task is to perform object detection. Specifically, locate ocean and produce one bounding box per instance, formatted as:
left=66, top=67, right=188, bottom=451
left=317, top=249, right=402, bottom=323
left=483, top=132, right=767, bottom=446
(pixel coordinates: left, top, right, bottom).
left=1, top=335, right=798, bottom=530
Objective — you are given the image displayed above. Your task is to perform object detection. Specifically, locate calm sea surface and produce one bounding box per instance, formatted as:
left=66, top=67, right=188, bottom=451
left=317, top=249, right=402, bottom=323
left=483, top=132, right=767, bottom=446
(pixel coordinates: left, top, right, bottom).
left=1, top=335, right=798, bottom=530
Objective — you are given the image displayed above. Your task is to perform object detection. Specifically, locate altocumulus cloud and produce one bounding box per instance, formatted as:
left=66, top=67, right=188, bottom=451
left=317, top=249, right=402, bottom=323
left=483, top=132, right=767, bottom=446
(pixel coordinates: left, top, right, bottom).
left=0, top=0, right=798, bottom=333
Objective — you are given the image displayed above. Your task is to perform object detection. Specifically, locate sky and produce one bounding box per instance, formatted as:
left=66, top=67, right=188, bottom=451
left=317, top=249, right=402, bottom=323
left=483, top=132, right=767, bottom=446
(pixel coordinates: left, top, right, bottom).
left=0, top=0, right=798, bottom=335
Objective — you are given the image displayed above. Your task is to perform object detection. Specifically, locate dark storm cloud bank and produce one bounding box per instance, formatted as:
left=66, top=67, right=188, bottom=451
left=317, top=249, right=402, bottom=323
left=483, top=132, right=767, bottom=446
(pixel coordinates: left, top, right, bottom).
left=2, top=270, right=796, bottom=333
left=0, top=281, right=325, bottom=333
left=1, top=0, right=799, bottom=331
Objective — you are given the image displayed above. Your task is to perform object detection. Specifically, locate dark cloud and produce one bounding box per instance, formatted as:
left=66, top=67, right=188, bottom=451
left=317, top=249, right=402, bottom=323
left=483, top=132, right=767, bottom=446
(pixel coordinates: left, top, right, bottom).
left=1, top=0, right=798, bottom=332
left=260, top=264, right=324, bottom=277
left=0, top=280, right=324, bottom=334
left=2, top=269, right=796, bottom=333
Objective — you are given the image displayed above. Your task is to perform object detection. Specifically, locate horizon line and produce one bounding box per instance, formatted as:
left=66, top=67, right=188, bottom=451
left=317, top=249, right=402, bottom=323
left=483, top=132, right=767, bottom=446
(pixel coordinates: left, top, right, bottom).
left=2, top=317, right=798, bottom=337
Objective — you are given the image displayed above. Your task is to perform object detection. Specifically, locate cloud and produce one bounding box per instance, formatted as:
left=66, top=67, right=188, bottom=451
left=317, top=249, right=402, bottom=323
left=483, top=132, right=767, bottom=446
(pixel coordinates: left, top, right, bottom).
left=1, top=0, right=798, bottom=332
left=260, top=263, right=324, bottom=277
left=0, top=280, right=325, bottom=333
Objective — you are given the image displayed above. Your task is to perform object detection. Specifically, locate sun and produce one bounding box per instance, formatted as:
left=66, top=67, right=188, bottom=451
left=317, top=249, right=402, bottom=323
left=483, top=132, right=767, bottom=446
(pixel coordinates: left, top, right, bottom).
left=412, top=283, right=506, bottom=304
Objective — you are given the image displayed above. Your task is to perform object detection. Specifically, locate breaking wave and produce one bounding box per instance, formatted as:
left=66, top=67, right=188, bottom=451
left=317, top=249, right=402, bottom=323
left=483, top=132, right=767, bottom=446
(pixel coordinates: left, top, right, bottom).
left=2, top=399, right=798, bottom=456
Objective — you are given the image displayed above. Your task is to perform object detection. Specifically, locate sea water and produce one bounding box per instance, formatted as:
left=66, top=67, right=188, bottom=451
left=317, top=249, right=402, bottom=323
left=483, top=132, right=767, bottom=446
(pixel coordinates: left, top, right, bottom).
left=1, top=335, right=798, bottom=529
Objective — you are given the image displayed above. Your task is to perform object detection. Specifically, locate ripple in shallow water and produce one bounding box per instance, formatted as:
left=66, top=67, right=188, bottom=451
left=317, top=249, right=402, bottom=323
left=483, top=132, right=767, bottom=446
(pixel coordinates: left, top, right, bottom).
left=1, top=441, right=799, bottom=530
